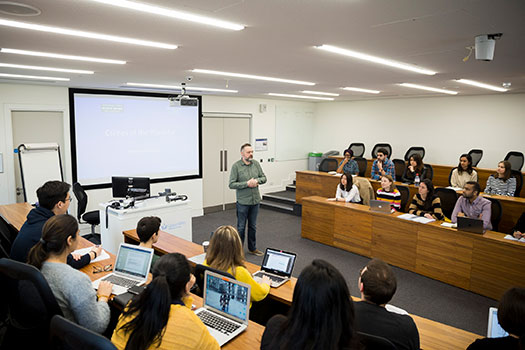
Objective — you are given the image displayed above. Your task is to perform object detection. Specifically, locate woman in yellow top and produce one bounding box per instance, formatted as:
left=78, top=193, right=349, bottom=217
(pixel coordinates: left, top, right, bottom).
left=205, top=225, right=271, bottom=305
left=111, top=253, right=219, bottom=350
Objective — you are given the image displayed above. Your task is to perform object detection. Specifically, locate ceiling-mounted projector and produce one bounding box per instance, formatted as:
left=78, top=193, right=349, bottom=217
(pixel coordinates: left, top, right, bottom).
left=475, top=33, right=502, bottom=61
left=168, top=82, right=198, bottom=106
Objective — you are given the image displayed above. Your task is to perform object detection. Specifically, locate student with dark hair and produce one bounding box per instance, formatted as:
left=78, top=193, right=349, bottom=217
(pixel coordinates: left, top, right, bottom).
left=376, top=175, right=401, bottom=211
left=337, top=149, right=359, bottom=175
left=371, top=148, right=396, bottom=180
left=27, top=214, right=112, bottom=333
left=450, top=154, right=478, bottom=188
left=408, top=179, right=444, bottom=220
left=402, top=153, right=427, bottom=184
left=136, top=216, right=161, bottom=270
left=451, top=181, right=492, bottom=231
left=112, top=253, right=219, bottom=350
left=10, top=180, right=99, bottom=268
left=335, top=172, right=361, bottom=203
left=485, top=160, right=516, bottom=197
left=355, top=258, right=420, bottom=350
left=261, top=259, right=360, bottom=350
left=467, top=287, right=525, bottom=350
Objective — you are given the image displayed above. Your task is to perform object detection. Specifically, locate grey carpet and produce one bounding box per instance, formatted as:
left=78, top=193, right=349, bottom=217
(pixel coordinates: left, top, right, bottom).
left=192, top=207, right=497, bottom=336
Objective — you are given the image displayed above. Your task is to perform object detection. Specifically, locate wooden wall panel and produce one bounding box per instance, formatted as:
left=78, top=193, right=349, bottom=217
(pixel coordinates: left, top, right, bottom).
left=301, top=200, right=334, bottom=246
left=372, top=216, right=417, bottom=270
left=333, top=206, right=372, bottom=256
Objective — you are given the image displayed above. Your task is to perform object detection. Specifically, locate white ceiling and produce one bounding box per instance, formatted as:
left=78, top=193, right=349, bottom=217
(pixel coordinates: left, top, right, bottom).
left=0, top=0, right=524, bottom=101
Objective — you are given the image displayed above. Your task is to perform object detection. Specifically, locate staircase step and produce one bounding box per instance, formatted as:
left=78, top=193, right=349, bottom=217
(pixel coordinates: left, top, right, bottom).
left=286, top=184, right=296, bottom=192
left=262, top=193, right=295, bottom=205
left=260, top=200, right=295, bottom=214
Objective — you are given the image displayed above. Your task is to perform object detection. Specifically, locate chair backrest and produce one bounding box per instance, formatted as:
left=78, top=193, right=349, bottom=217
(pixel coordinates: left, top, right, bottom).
left=371, top=143, right=392, bottom=159
left=468, top=149, right=483, bottom=167
left=505, top=151, right=524, bottom=172
left=348, top=143, right=365, bottom=158
left=319, top=158, right=338, bottom=172
left=424, top=164, right=434, bottom=180
left=0, top=216, right=17, bottom=258
left=396, top=185, right=410, bottom=212
left=435, top=188, right=459, bottom=220
left=193, top=264, right=236, bottom=297
left=510, top=170, right=523, bottom=198
left=357, top=331, right=397, bottom=350
left=404, top=146, right=425, bottom=161
left=448, top=167, right=456, bottom=186
left=484, top=197, right=502, bottom=232
left=72, top=182, right=88, bottom=220
left=392, top=159, right=406, bottom=181
left=354, top=157, right=368, bottom=177
left=49, top=315, right=117, bottom=350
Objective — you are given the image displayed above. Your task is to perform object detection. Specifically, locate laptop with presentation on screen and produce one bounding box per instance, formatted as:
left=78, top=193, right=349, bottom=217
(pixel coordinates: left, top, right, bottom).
left=369, top=199, right=392, bottom=214
left=252, top=248, right=296, bottom=288
left=487, top=307, right=509, bottom=338
left=92, top=243, right=153, bottom=295
left=194, top=271, right=251, bottom=346
left=457, top=216, right=484, bottom=234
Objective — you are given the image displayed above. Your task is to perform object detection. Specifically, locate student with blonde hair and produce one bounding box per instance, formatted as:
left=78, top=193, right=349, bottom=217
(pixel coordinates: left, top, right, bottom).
left=376, top=175, right=401, bottom=211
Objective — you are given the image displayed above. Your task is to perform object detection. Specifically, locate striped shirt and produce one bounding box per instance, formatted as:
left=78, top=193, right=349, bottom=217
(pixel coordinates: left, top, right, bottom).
left=376, top=188, right=401, bottom=211
left=408, top=194, right=444, bottom=220
left=485, top=175, right=516, bottom=197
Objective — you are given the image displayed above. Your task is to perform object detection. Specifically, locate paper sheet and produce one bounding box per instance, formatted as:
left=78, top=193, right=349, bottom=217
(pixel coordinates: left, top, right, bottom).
left=397, top=213, right=435, bottom=224
left=72, top=247, right=110, bottom=263
left=441, top=222, right=457, bottom=228
left=188, top=253, right=206, bottom=265
left=504, top=235, right=525, bottom=243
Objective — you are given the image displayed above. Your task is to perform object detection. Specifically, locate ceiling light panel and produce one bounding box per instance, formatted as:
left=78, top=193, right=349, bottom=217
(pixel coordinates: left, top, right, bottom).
left=126, top=82, right=238, bottom=93
left=0, top=62, right=94, bottom=74
left=399, top=83, right=457, bottom=95
left=0, top=72, right=70, bottom=81
left=302, top=90, right=339, bottom=96
left=268, top=93, right=333, bottom=101
left=342, top=87, right=380, bottom=94
left=193, top=69, right=315, bottom=86
left=455, top=79, right=508, bottom=92
left=0, top=48, right=126, bottom=64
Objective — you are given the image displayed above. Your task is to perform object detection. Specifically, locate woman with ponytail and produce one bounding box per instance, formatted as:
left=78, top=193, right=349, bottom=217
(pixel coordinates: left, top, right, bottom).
left=111, top=253, right=219, bottom=350
left=27, top=214, right=112, bottom=333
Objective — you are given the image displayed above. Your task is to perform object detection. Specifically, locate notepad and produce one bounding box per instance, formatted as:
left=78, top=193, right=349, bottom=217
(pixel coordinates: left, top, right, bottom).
left=504, top=235, right=525, bottom=243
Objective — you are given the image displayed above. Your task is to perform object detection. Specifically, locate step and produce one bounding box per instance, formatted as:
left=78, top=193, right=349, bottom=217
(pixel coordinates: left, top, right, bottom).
left=262, top=193, right=295, bottom=205
left=260, top=200, right=295, bottom=214
left=286, top=184, right=296, bottom=192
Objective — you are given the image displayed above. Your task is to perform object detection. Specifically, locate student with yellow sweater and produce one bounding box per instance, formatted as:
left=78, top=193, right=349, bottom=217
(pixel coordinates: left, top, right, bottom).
left=205, top=225, right=271, bottom=305
left=111, top=253, right=219, bottom=350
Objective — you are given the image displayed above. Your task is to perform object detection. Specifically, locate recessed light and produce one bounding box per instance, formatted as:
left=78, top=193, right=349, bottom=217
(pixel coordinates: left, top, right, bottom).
left=126, top=82, right=237, bottom=93
left=193, top=69, right=315, bottom=86
left=0, top=72, right=69, bottom=81
left=301, top=90, right=339, bottom=96
left=0, top=19, right=177, bottom=49
left=342, top=87, right=380, bottom=94
left=268, top=93, right=333, bottom=101
left=399, top=83, right=457, bottom=95
left=0, top=62, right=94, bottom=74
left=0, top=48, right=126, bottom=64
left=86, top=0, right=244, bottom=31
left=316, top=45, right=436, bottom=75
left=454, top=79, right=507, bottom=92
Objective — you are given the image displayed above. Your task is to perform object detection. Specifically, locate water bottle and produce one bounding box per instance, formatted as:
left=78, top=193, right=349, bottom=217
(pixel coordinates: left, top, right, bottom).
left=414, top=174, right=420, bottom=187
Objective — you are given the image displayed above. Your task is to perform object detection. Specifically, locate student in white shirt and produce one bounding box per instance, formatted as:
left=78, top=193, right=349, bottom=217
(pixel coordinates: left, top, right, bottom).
left=335, top=172, right=361, bottom=203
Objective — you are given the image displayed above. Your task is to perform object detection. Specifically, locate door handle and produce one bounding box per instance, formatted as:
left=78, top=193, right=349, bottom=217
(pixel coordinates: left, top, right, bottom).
left=224, top=150, right=228, bottom=171
left=220, top=150, right=223, bottom=172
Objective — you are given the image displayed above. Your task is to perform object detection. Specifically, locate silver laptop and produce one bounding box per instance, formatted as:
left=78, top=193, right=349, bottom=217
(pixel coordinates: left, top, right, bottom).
left=487, top=307, right=508, bottom=338
left=194, top=271, right=251, bottom=346
left=253, top=248, right=296, bottom=288
left=369, top=199, right=392, bottom=213
left=457, top=216, right=484, bottom=234
left=92, top=243, right=153, bottom=295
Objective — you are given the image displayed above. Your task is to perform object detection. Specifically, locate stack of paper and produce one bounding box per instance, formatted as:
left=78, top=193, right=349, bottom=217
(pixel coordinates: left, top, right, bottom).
left=397, top=213, right=435, bottom=224
left=504, top=235, right=525, bottom=243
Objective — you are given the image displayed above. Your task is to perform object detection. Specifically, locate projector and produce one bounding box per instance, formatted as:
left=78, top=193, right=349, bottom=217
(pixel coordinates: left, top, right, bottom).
left=169, top=95, right=198, bottom=107
left=475, top=33, right=502, bottom=61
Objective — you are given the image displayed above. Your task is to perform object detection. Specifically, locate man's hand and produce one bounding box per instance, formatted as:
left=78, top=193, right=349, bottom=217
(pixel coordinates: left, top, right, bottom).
left=513, top=231, right=523, bottom=239
left=247, top=178, right=258, bottom=188
left=342, top=158, right=349, bottom=165
left=457, top=212, right=465, bottom=217
left=377, top=161, right=383, bottom=171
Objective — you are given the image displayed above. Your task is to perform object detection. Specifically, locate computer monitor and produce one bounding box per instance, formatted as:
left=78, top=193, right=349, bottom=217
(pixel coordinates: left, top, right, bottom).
left=111, top=176, right=150, bottom=198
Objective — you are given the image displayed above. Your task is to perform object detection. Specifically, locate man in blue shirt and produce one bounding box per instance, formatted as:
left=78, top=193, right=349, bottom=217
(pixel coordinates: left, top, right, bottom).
left=371, top=148, right=396, bottom=180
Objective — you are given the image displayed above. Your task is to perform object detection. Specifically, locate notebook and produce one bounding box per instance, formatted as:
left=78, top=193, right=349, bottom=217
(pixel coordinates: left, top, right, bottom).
left=92, top=243, right=153, bottom=295
left=369, top=199, right=392, bottom=214
left=194, top=271, right=251, bottom=346
left=253, top=248, right=296, bottom=288
left=487, top=307, right=509, bottom=338
left=457, top=216, right=484, bottom=234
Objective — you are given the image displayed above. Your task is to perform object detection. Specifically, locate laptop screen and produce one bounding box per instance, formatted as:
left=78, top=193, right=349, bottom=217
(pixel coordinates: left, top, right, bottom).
left=204, top=272, right=249, bottom=322
left=262, top=249, right=296, bottom=275
left=488, top=307, right=509, bottom=338
left=115, top=244, right=152, bottom=279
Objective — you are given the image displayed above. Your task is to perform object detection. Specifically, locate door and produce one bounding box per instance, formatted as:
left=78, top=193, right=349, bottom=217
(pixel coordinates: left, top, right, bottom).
left=223, top=118, right=250, bottom=205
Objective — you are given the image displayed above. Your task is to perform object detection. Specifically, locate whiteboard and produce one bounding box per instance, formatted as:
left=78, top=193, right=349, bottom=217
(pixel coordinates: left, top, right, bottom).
left=275, top=106, right=314, bottom=161
left=18, top=143, right=63, bottom=204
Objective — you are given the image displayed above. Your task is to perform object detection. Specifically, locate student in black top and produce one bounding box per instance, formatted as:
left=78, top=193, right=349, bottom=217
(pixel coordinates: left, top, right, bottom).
left=467, top=287, right=525, bottom=350
left=402, top=153, right=426, bottom=184
left=261, top=259, right=360, bottom=350
left=136, top=216, right=162, bottom=271
left=513, top=212, right=525, bottom=239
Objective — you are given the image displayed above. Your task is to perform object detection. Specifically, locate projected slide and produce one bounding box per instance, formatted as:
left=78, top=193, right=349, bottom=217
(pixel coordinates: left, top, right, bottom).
left=71, top=90, right=201, bottom=186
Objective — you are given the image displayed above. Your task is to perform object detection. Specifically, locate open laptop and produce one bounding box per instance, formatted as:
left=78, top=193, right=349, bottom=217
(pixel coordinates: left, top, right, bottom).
left=457, top=216, right=484, bottom=234
left=369, top=199, right=392, bottom=214
left=194, top=271, right=251, bottom=346
left=92, top=243, right=153, bottom=295
left=253, top=248, right=296, bottom=288
left=487, top=307, right=509, bottom=338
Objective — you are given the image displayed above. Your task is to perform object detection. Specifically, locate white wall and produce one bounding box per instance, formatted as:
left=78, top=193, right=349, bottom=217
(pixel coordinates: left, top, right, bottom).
left=313, top=93, right=525, bottom=169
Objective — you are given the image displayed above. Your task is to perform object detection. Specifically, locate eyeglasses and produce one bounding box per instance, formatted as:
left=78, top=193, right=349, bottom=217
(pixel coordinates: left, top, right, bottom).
left=93, top=264, right=113, bottom=274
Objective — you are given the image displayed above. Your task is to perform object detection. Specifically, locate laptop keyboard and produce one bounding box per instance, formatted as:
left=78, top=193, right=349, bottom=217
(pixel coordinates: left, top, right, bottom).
left=257, top=272, right=286, bottom=284
left=102, top=275, right=140, bottom=289
left=197, top=310, right=241, bottom=335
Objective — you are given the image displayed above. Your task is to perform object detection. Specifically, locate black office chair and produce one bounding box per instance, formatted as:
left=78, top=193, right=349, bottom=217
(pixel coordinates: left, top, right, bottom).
left=392, top=159, right=406, bottom=181
left=355, top=157, right=368, bottom=177
left=193, top=264, right=236, bottom=297
left=72, top=182, right=100, bottom=244
left=424, top=164, right=434, bottom=181
left=357, top=331, right=397, bottom=350
left=0, top=258, right=63, bottom=349
left=448, top=167, right=456, bottom=186
left=435, top=188, right=459, bottom=220
left=371, top=143, right=392, bottom=159
left=484, top=197, right=502, bottom=232
left=348, top=143, right=365, bottom=158
left=396, top=185, right=410, bottom=212
left=319, top=158, right=338, bottom=172
left=49, top=315, right=117, bottom=350
left=510, top=170, right=523, bottom=197
left=0, top=217, right=16, bottom=259
left=505, top=151, right=524, bottom=172
left=404, top=146, right=425, bottom=161
left=468, top=149, right=483, bottom=167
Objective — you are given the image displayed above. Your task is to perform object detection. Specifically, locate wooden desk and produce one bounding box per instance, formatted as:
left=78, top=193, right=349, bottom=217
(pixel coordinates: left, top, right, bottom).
left=0, top=202, right=33, bottom=231
left=296, top=170, right=525, bottom=233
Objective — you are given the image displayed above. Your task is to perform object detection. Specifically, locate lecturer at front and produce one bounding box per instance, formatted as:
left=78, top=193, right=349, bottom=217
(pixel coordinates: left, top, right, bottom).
left=229, top=143, right=267, bottom=256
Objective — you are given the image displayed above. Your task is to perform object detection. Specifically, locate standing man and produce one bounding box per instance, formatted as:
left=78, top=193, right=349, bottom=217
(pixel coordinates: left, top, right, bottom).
left=229, top=143, right=266, bottom=256
left=371, top=148, right=396, bottom=180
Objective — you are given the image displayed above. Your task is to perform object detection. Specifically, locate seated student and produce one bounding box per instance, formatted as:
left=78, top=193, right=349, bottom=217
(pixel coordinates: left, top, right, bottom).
left=402, top=153, right=427, bottom=184
left=205, top=225, right=270, bottom=305
left=355, top=258, right=420, bottom=350
left=337, top=149, right=359, bottom=175
left=485, top=160, right=517, bottom=197
left=408, top=179, right=444, bottom=220
left=261, top=259, right=360, bottom=350
left=451, top=181, right=492, bottom=231
left=467, top=287, right=525, bottom=350
left=11, top=180, right=99, bottom=268
left=27, top=214, right=112, bottom=333
left=512, top=212, right=525, bottom=239
left=335, top=172, right=361, bottom=203
left=112, top=253, right=219, bottom=350
left=376, top=175, right=401, bottom=211
left=136, top=216, right=162, bottom=271
left=450, top=154, right=478, bottom=188
left=371, top=148, right=396, bottom=181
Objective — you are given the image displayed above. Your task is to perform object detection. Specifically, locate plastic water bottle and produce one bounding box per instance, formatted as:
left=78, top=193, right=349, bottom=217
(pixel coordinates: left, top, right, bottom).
left=414, top=174, right=420, bottom=187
